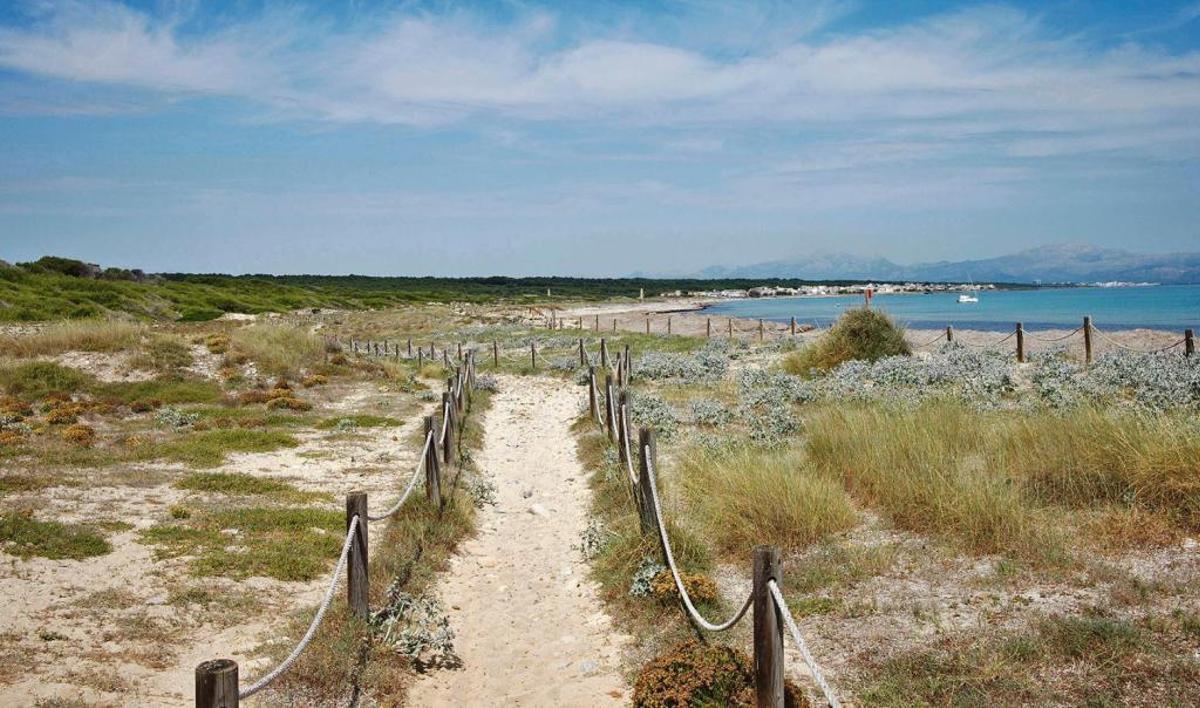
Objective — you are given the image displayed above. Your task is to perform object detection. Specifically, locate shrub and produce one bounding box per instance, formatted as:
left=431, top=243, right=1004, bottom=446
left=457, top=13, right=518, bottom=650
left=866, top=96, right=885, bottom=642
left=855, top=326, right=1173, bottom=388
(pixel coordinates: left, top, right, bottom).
left=238, top=390, right=272, bottom=405
left=649, top=570, right=719, bottom=605
left=130, top=398, right=163, bottom=413
left=229, top=325, right=325, bottom=378
left=60, top=424, right=97, bottom=447
left=301, top=374, right=328, bottom=387
left=156, top=407, right=200, bottom=429
left=630, top=392, right=678, bottom=439
left=204, top=333, right=231, bottom=354
left=0, top=430, right=24, bottom=446
left=127, top=335, right=193, bottom=376
left=632, top=639, right=807, bottom=707
left=44, top=403, right=85, bottom=425
left=784, top=308, right=910, bottom=375
left=688, top=398, right=733, bottom=427
left=266, top=396, right=312, bottom=412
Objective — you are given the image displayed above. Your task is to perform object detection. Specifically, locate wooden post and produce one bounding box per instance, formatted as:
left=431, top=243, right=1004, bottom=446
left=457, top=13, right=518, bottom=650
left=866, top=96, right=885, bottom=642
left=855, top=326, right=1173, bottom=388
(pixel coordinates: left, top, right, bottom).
left=604, top=375, right=615, bottom=442
left=728, top=318, right=733, bottom=338
left=1083, top=316, right=1093, bottom=365
left=636, top=428, right=659, bottom=536
left=753, top=546, right=784, bottom=708
left=667, top=317, right=672, bottom=335
left=588, top=366, right=599, bottom=420
left=346, top=492, right=369, bottom=620
left=1186, top=329, right=1195, bottom=357
left=531, top=340, right=537, bottom=370
left=623, top=345, right=632, bottom=384
left=600, top=338, right=609, bottom=368
left=424, top=416, right=441, bottom=506
left=417, top=349, right=424, bottom=369
left=706, top=318, right=711, bottom=338
left=195, top=659, right=238, bottom=708
left=493, top=340, right=499, bottom=368
left=790, top=317, right=796, bottom=336
left=578, top=338, right=586, bottom=366
left=617, top=391, right=630, bottom=466
left=645, top=316, right=650, bottom=334
left=442, top=392, right=455, bottom=465
left=946, top=325, right=953, bottom=343
left=594, top=314, right=599, bottom=330
left=1016, top=322, right=1025, bottom=363
left=457, top=342, right=462, bottom=361
left=407, top=338, right=413, bottom=357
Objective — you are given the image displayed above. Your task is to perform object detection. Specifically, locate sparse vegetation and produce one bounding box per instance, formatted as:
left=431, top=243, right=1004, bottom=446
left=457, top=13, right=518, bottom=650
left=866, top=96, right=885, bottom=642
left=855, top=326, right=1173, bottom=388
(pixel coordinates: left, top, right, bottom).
left=784, top=307, right=910, bottom=375
left=0, top=512, right=112, bottom=559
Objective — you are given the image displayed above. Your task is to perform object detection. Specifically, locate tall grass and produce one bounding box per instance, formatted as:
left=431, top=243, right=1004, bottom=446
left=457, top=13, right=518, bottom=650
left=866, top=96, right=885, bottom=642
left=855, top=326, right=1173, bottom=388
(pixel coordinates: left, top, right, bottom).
left=805, top=402, right=1200, bottom=559
left=783, top=307, right=910, bottom=375
left=805, top=403, right=1058, bottom=560
left=675, top=443, right=857, bottom=557
left=0, top=320, right=143, bottom=357
left=229, top=324, right=325, bottom=378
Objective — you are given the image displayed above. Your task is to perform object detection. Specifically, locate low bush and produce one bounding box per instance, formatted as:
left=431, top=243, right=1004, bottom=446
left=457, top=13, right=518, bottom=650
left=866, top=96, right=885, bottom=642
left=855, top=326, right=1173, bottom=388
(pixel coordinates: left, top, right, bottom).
left=784, top=308, right=910, bottom=376
left=0, top=361, right=94, bottom=399
left=60, top=424, right=97, bottom=447
left=229, top=325, right=325, bottom=379
left=0, top=512, right=112, bottom=559
left=649, top=570, right=719, bottom=605
left=632, top=639, right=807, bottom=707
left=266, top=396, right=312, bottom=412
left=301, top=374, right=328, bottom=387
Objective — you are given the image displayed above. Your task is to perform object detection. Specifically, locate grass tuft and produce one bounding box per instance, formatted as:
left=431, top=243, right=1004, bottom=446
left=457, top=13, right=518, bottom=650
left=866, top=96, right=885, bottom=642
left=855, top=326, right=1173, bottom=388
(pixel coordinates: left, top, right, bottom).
left=783, top=307, right=910, bottom=375
left=0, top=512, right=112, bottom=559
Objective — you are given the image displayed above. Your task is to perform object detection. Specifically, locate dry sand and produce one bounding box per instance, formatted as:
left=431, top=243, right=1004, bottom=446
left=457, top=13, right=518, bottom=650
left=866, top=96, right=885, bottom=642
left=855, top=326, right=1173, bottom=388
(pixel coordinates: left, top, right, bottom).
left=406, top=375, right=629, bottom=707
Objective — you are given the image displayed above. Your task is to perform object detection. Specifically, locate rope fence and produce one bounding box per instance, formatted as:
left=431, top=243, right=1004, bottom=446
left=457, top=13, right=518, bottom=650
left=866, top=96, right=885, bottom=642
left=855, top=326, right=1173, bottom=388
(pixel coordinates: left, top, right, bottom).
left=195, top=350, right=479, bottom=708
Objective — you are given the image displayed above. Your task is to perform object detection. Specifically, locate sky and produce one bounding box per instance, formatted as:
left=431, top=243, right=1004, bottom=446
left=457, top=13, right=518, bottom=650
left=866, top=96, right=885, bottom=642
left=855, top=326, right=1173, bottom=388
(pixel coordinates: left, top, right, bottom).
left=0, top=0, right=1197, bottom=276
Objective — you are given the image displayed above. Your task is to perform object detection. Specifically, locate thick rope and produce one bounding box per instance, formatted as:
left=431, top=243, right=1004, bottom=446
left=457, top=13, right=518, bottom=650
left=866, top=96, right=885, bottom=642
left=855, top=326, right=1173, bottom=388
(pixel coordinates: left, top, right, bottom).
left=1021, top=326, right=1083, bottom=343
left=1090, top=324, right=1187, bottom=353
left=767, top=579, right=841, bottom=708
left=910, top=332, right=948, bottom=348
left=239, top=515, right=359, bottom=698
left=957, top=330, right=1017, bottom=349
left=438, top=401, right=451, bottom=445
left=643, top=448, right=753, bottom=632
left=367, top=431, right=432, bottom=521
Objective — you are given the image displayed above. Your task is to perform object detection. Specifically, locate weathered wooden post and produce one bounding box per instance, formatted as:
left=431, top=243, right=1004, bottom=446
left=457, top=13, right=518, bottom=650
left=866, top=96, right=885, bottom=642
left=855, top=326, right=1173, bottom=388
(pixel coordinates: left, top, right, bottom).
left=758, top=319, right=765, bottom=342
left=616, top=391, right=630, bottom=466
left=728, top=318, right=733, bottom=338
left=612, top=318, right=617, bottom=332
left=417, top=349, right=424, bottom=369
left=790, top=317, right=796, bottom=336
left=443, top=350, right=451, bottom=368
left=753, top=546, right=784, bottom=708
left=531, top=340, right=537, bottom=370
left=1016, top=322, right=1025, bottom=363
left=636, top=428, right=659, bottom=536
left=667, top=317, right=672, bottom=335
left=645, top=316, right=650, bottom=334
left=442, top=392, right=455, bottom=465
left=424, top=416, right=441, bottom=507
left=195, top=659, right=238, bottom=708
left=579, top=338, right=586, bottom=366
left=457, top=342, right=463, bottom=361
left=588, top=366, right=599, bottom=420
left=604, top=375, right=616, bottom=442
left=600, top=338, right=609, bottom=368
left=407, top=338, right=413, bottom=357
left=946, top=325, right=953, bottom=343
left=1083, top=316, right=1093, bottom=365
left=706, top=318, right=712, bottom=338
left=594, top=314, right=600, bottom=330
left=1186, top=329, right=1195, bottom=358
left=346, top=492, right=369, bottom=619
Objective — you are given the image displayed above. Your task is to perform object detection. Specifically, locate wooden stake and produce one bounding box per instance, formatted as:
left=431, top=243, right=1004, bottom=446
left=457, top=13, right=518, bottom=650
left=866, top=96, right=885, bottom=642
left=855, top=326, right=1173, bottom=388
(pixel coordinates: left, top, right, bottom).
left=493, top=340, right=499, bottom=368
left=946, top=325, right=953, bottom=343
left=1083, top=316, right=1093, bottom=365
left=578, top=338, right=586, bottom=366
left=195, top=659, right=238, bottom=708
left=1186, top=329, right=1195, bottom=357
left=345, top=492, right=369, bottom=619
left=424, top=416, right=442, bottom=507
left=790, top=317, right=796, bottom=336
left=758, top=319, right=764, bottom=342
left=667, top=317, right=672, bottom=335
left=636, top=428, right=659, bottom=536
left=753, top=546, right=784, bottom=708
left=706, top=318, right=711, bottom=338
left=1016, top=322, right=1025, bottom=363
left=600, top=338, right=609, bottom=368
left=531, top=340, right=537, bottom=370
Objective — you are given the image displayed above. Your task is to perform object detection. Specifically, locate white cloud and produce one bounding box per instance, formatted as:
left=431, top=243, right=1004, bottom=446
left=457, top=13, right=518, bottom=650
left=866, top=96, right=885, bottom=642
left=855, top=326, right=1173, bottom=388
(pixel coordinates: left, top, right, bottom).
left=0, top=0, right=1197, bottom=161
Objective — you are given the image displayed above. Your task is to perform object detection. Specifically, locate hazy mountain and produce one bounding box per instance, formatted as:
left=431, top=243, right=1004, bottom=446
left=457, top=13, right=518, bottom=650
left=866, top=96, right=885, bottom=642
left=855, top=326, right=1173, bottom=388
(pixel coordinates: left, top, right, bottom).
left=697, top=244, right=1200, bottom=284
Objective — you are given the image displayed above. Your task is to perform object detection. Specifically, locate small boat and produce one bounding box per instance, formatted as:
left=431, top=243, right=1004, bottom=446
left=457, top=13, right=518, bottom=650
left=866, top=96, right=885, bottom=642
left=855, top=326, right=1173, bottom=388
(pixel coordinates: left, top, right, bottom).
left=957, top=293, right=978, bottom=304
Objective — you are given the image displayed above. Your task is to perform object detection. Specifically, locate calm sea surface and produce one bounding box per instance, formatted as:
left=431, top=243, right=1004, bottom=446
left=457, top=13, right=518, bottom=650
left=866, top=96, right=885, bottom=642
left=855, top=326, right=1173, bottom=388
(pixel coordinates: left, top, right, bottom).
left=701, top=285, right=1200, bottom=332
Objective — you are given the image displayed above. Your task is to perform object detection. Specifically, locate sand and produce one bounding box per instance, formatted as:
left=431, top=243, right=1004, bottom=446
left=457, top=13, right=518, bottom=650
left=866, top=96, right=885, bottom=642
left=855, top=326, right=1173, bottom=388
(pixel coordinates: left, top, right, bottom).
left=406, top=375, right=629, bottom=707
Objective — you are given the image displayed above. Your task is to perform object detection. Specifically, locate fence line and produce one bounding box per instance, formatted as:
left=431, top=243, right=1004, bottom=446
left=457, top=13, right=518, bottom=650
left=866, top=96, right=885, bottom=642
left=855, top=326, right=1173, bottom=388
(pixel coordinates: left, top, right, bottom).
left=195, top=350, right=479, bottom=708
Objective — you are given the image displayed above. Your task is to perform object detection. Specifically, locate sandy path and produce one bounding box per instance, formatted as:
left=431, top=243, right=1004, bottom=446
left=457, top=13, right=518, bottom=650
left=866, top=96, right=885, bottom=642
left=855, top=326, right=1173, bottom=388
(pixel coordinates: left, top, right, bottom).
left=407, top=375, right=629, bottom=707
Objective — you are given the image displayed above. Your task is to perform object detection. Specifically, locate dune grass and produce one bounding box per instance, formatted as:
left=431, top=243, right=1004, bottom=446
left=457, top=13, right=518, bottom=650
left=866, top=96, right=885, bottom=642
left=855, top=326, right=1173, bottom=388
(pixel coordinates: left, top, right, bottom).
left=0, top=360, right=96, bottom=399
left=804, top=402, right=1200, bottom=561
left=0, top=320, right=144, bottom=357
left=784, top=307, right=910, bottom=376
left=675, top=443, right=858, bottom=557
left=229, top=324, right=325, bottom=379
left=146, top=429, right=300, bottom=468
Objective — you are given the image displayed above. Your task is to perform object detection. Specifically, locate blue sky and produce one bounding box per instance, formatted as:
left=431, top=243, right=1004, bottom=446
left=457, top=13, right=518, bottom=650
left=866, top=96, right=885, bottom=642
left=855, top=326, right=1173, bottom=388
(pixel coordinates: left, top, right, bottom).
left=0, top=0, right=1197, bottom=276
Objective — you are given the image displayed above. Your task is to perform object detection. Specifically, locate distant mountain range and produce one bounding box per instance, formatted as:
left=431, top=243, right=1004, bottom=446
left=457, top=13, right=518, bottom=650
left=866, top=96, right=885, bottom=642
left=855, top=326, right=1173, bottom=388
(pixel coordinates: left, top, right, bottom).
left=695, top=244, right=1200, bottom=285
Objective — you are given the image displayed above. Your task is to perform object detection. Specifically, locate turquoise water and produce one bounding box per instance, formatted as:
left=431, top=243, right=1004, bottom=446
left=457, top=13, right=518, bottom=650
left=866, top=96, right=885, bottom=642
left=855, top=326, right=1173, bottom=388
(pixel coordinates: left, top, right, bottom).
left=702, top=285, right=1200, bottom=332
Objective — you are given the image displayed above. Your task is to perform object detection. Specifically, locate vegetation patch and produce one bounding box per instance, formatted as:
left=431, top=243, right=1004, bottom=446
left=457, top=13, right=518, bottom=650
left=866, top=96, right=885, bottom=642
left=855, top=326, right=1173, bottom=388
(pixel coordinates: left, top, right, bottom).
left=175, top=472, right=329, bottom=502
left=784, top=307, right=910, bottom=375
left=141, top=506, right=344, bottom=581
left=146, top=429, right=299, bottom=467
left=0, top=361, right=94, bottom=399
left=0, top=512, right=112, bottom=560
left=632, top=639, right=807, bottom=707
left=315, top=414, right=402, bottom=430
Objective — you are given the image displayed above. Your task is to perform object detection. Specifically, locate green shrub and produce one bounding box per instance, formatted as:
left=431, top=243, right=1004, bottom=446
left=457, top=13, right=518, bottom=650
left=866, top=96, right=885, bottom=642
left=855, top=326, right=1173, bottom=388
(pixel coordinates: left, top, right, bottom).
left=0, top=512, right=112, bottom=559
left=784, top=307, right=910, bottom=375
left=632, top=639, right=807, bottom=707
left=0, top=361, right=94, bottom=399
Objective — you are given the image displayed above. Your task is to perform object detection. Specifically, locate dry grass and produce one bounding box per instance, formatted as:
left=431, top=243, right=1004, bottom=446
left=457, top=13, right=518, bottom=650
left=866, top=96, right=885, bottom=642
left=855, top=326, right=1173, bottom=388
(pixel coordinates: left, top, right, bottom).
left=0, top=320, right=143, bottom=358
left=228, top=324, right=325, bottom=378
left=783, top=307, right=910, bottom=375
left=675, top=443, right=857, bottom=557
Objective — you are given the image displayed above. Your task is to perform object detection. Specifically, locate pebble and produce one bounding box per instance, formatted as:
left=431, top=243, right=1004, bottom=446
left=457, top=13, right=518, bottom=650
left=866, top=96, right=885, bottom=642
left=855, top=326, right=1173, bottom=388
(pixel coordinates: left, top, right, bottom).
left=528, top=504, right=549, bottom=517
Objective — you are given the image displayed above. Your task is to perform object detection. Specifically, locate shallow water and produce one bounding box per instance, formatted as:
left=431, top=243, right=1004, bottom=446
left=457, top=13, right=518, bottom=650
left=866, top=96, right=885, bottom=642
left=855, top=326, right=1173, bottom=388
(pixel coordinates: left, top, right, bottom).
left=702, top=284, right=1200, bottom=332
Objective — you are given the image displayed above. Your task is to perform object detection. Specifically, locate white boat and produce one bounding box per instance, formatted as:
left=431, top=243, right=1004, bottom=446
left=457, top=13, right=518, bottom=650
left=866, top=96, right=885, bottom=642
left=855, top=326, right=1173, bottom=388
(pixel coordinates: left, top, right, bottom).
left=957, top=293, right=978, bottom=303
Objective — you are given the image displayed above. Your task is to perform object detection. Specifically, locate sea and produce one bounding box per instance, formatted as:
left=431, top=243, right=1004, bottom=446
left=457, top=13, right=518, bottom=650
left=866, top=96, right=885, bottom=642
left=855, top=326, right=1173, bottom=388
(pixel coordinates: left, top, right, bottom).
left=701, top=284, right=1200, bottom=332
